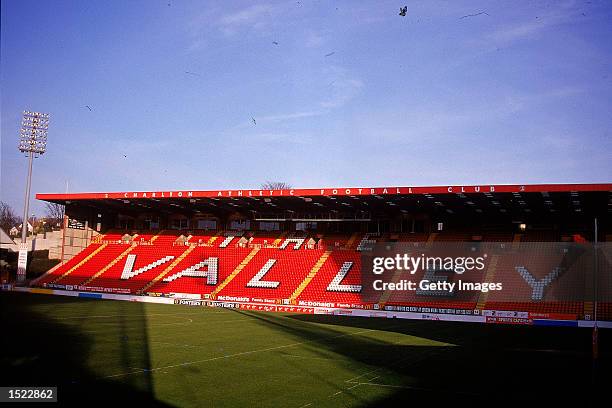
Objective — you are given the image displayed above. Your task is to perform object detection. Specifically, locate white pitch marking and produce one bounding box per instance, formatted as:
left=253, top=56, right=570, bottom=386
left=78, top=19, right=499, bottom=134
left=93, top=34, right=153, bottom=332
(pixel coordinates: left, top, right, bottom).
left=52, top=311, right=228, bottom=320
left=343, top=342, right=448, bottom=384
left=147, top=318, right=194, bottom=327
left=80, top=317, right=253, bottom=335
left=347, top=382, right=481, bottom=396
left=149, top=341, right=204, bottom=349
left=103, top=328, right=377, bottom=379
left=95, top=317, right=194, bottom=326
left=279, top=353, right=335, bottom=361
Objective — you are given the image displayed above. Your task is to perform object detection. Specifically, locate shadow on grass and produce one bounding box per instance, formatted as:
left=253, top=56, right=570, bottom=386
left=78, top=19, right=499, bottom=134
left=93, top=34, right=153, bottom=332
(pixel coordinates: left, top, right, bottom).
left=232, top=308, right=610, bottom=407
left=1, top=292, right=609, bottom=407
left=0, top=292, right=171, bottom=407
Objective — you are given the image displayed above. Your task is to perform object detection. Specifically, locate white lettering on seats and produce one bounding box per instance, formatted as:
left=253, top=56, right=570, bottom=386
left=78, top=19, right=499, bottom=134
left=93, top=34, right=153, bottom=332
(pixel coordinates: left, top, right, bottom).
left=246, top=259, right=279, bottom=288
left=219, top=236, right=235, bottom=248
left=356, top=234, right=377, bottom=251
left=327, top=262, right=361, bottom=292
left=121, top=254, right=175, bottom=280
left=516, top=266, right=562, bottom=300
left=279, top=238, right=305, bottom=250
left=163, top=257, right=219, bottom=284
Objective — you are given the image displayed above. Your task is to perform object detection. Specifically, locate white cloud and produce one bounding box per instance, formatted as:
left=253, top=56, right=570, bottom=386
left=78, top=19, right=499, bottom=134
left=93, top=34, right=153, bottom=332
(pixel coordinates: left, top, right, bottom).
left=304, top=31, right=325, bottom=48
left=252, top=132, right=313, bottom=145
left=186, top=3, right=279, bottom=44
left=219, top=4, right=273, bottom=26
left=217, top=4, right=275, bottom=35
left=353, top=84, right=588, bottom=147
left=487, top=1, right=578, bottom=45
left=321, top=78, right=363, bottom=109
left=497, top=86, right=585, bottom=115
left=257, top=111, right=324, bottom=123
left=227, top=131, right=314, bottom=146
left=240, top=75, right=363, bottom=128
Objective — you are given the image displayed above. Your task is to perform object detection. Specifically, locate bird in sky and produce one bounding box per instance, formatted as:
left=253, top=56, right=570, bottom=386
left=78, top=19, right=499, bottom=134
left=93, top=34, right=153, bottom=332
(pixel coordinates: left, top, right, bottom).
left=399, top=6, right=407, bottom=16
left=460, top=11, right=489, bottom=19
left=251, top=117, right=256, bottom=125
left=85, top=105, right=92, bottom=111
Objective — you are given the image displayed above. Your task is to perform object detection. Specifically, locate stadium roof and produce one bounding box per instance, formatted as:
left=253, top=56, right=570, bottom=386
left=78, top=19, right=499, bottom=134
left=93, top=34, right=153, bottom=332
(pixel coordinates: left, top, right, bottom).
left=35, top=183, right=612, bottom=201
left=36, top=183, right=611, bottom=220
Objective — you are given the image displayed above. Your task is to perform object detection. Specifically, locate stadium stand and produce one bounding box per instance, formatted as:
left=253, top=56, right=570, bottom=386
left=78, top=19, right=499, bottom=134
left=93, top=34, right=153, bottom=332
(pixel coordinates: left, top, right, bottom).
left=33, top=230, right=611, bottom=321
left=147, top=246, right=252, bottom=296
left=36, top=243, right=103, bottom=286
left=51, top=244, right=130, bottom=287
left=87, top=243, right=190, bottom=293
left=296, top=250, right=364, bottom=305
left=217, top=247, right=324, bottom=300
left=30, top=183, right=611, bottom=324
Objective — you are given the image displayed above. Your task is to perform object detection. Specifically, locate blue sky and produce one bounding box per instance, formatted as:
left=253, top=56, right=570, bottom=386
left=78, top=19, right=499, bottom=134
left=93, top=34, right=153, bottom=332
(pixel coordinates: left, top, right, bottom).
left=1, top=0, right=611, bottom=216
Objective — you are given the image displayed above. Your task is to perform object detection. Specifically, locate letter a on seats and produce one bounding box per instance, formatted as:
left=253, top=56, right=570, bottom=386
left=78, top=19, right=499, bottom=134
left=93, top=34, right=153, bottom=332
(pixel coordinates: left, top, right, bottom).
left=163, top=257, right=219, bottom=284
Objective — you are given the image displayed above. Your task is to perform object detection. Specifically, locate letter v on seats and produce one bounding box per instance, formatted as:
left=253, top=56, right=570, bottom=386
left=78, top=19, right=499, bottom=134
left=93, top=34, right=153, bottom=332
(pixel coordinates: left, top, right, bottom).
left=121, top=254, right=175, bottom=280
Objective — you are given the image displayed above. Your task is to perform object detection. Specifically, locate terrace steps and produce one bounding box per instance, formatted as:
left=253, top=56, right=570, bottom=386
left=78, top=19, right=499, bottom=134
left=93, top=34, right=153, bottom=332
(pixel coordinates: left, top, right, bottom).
left=512, top=234, right=523, bottom=250
left=289, top=250, right=332, bottom=302
left=210, top=247, right=260, bottom=298
left=207, top=233, right=220, bottom=245
left=475, top=254, right=500, bottom=310
left=81, top=244, right=136, bottom=286
left=51, top=243, right=109, bottom=284
left=272, top=232, right=287, bottom=247
left=345, top=233, right=360, bottom=250
left=377, top=269, right=403, bottom=305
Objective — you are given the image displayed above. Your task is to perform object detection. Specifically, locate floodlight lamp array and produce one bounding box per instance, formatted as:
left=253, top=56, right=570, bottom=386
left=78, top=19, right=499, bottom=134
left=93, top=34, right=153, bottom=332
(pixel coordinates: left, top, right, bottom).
left=18, top=111, right=49, bottom=155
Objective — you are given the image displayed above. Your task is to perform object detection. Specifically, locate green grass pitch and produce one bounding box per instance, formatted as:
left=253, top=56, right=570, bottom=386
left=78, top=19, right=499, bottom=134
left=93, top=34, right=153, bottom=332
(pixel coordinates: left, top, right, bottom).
left=1, top=292, right=609, bottom=407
